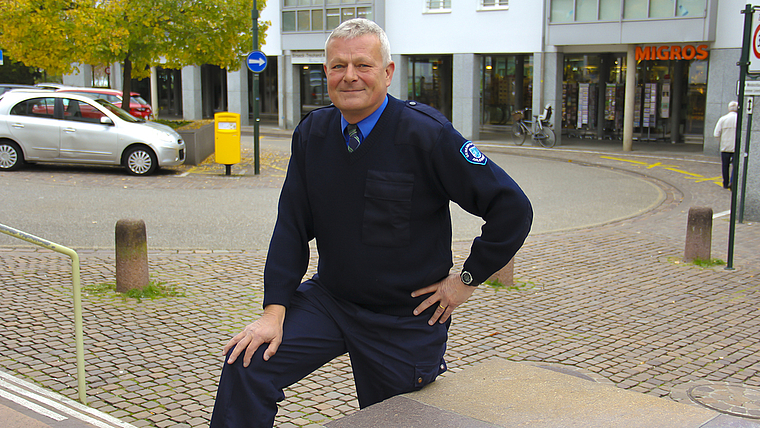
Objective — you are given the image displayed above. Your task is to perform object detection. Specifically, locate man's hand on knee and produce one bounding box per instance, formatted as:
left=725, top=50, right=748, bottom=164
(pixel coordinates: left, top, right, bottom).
left=223, top=304, right=286, bottom=367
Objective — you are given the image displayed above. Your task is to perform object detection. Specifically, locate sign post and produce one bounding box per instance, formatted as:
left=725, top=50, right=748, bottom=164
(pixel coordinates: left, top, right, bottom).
left=727, top=4, right=756, bottom=270
left=740, top=97, right=753, bottom=223
left=248, top=1, right=266, bottom=175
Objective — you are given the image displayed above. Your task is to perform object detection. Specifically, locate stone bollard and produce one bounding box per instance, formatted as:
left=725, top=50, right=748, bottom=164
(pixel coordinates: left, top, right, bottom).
left=488, top=258, right=514, bottom=287
left=115, top=219, right=149, bottom=293
left=684, top=207, right=712, bottom=262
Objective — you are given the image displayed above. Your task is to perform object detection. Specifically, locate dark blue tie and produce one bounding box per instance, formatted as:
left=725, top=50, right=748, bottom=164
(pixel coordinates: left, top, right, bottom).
left=346, top=124, right=361, bottom=152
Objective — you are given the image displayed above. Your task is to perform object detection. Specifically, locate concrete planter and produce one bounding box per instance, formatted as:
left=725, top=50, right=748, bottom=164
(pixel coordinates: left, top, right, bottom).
left=177, top=122, right=214, bottom=166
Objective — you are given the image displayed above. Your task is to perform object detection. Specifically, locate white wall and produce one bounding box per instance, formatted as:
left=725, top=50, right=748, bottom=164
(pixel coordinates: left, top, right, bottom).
left=384, top=0, right=543, bottom=54
left=260, top=1, right=282, bottom=55
left=713, top=0, right=745, bottom=50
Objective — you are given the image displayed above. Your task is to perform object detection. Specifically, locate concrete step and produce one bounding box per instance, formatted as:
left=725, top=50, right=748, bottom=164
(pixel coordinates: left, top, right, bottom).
left=325, top=359, right=760, bottom=428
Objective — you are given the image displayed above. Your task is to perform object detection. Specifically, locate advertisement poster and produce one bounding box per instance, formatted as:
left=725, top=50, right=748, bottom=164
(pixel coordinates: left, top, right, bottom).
left=660, top=82, right=670, bottom=119
left=578, top=83, right=590, bottom=129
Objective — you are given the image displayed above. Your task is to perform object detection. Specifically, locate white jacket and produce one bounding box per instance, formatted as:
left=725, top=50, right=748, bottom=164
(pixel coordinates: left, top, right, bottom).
left=714, top=111, right=737, bottom=153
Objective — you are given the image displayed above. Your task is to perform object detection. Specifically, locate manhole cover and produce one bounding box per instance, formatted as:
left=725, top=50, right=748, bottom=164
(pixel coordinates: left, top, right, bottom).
left=688, top=384, right=760, bottom=419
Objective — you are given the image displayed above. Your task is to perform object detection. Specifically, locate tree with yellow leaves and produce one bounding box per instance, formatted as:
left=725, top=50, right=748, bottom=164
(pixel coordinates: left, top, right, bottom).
left=0, top=0, right=269, bottom=111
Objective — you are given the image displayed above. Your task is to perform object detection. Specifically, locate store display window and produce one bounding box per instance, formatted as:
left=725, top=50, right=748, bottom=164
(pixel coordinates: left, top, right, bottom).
left=408, top=55, right=453, bottom=120
left=479, top=54, right=533, bottom=127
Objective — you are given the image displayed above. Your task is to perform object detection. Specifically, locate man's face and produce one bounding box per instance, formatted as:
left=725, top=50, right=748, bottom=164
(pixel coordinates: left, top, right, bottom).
left=324, top=34, right=395, bottom=124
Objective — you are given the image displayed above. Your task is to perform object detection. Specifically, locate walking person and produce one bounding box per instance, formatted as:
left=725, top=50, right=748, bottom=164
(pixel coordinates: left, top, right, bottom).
left=210, top=18, right=533, bottom=428
left=714, top=100, right=738, bottom=190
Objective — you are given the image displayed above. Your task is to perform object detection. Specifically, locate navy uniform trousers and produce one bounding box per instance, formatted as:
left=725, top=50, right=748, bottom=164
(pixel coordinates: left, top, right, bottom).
left=210, top=280, right=449, bottom=428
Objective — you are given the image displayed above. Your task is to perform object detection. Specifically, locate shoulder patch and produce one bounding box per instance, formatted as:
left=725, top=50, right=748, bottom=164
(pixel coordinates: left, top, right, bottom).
left=460, top=141, right=488, bottom=165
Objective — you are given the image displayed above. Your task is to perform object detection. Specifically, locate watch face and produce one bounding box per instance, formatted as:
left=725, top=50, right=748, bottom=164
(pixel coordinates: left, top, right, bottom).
left=461, top=271, right=473, bottom=285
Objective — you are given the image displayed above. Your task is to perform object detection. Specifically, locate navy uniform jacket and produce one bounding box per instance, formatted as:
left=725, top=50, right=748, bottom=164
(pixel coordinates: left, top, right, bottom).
left=263, top=95, right=532, bottom=317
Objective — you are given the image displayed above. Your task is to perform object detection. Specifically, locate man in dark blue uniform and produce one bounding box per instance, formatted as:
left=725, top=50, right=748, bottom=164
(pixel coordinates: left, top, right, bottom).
left=210, top=18, right=532, bottom=427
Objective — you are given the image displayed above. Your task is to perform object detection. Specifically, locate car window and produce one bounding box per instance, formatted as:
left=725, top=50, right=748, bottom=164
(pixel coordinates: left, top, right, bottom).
left=10, top=97, right=56, bottom=118
left=95, top=99, right=142, bottom=123
left=66, top=91, right=120, bottom=104
left=133, top=96, right=149, bottom=105
left=62, top=98, right=107, bottom=123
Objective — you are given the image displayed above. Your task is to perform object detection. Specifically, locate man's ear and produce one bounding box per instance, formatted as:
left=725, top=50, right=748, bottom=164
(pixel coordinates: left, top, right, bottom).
left=385, top=61, right=396, bottom=87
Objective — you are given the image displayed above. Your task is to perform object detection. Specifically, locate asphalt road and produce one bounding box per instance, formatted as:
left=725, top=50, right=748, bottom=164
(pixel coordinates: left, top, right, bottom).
left=0, top=136, right=663, bottom=251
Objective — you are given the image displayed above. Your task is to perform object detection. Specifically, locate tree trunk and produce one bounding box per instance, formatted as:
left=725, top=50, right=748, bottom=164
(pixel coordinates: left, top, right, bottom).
left=121, top=56, right=132, bottom=112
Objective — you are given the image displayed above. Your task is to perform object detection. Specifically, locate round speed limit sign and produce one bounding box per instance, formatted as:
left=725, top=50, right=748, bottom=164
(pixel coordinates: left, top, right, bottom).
left=751, top=13, right=760, bottom=73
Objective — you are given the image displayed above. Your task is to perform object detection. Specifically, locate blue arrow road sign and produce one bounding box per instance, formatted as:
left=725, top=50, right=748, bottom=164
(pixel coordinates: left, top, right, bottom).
left=247, top=51, right=267, bottom=73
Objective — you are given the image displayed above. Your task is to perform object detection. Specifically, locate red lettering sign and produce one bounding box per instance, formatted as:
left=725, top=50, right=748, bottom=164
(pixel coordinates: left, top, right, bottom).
left=635, top=44, right=709, bottom=61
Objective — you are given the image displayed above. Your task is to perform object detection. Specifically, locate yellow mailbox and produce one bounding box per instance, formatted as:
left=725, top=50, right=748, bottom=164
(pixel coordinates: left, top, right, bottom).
left=214, top=112, right=241, bottom=169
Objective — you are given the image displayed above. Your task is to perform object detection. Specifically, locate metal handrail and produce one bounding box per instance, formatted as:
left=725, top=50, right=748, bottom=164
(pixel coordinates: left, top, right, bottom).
left=0, top=224, right=87, bottom=404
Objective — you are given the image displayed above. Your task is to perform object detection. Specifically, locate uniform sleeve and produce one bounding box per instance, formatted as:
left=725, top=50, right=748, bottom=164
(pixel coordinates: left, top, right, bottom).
left=262, top=125, right=315, bottom=309
left=430, top=122, right=533, bottom=285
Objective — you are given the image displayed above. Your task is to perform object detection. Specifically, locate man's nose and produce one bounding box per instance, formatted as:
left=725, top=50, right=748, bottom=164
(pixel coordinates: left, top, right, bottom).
left=343, top=64, right=358, bottom=82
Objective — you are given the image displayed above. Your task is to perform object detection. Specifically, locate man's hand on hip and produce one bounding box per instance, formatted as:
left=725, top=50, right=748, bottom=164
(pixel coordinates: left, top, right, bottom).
left=223, top=304, right=286, bottom=367
left=411, top=273, right=476, bottom=326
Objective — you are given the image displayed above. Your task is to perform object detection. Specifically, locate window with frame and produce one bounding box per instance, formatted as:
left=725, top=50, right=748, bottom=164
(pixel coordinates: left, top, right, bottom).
left=10, top=97, right=56, bottom=118
left=62, top=99, right=106, bottom=123
left=283, top=0, right=373, bottom=32
left=425, top=0, right=451, bottom=13
left=481, top=0, right=508, bottom=9
left=550, top=0, right=706, bottom=22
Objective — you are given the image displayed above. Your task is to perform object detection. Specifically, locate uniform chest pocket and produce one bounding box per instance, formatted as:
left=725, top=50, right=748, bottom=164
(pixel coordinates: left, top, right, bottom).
left=363, top=171, right=414, bottom=247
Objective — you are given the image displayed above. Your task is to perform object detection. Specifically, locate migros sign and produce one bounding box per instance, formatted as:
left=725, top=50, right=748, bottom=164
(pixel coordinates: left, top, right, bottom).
left=635, top=45, right=709, bottom=61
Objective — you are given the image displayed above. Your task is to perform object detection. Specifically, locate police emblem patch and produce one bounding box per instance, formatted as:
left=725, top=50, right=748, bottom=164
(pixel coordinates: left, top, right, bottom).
left=460, top=141, right=488, bottom=165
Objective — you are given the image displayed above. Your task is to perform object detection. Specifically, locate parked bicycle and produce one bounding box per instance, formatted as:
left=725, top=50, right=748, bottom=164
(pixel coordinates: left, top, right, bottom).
left=511, top=104, right=556, bottom=148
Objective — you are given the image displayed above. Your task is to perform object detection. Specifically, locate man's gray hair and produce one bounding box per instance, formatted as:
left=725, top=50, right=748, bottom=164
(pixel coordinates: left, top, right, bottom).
left=729, top=100, right=739, bottom=112
left=325, top=18, right=392, bottom=66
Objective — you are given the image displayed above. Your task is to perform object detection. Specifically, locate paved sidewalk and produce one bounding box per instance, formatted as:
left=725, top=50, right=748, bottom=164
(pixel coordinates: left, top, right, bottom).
left=2, top=131, right=760, bottom=427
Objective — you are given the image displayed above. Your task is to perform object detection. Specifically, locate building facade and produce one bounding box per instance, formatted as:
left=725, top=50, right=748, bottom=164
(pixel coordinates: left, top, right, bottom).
left=65, top=0, right=760, bottom=221
left=66, top=0, right=742, bottom=153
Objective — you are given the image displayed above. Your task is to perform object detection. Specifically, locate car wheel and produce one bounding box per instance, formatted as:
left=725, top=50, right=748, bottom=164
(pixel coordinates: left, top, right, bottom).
left=0, top=140, right=23, bottom=171
left=125, top=146, right=157, bottom=176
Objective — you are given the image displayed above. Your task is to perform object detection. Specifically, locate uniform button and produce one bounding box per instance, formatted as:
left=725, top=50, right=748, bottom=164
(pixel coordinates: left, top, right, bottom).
left=417, top=377, right=423, bottom=384
left=409, top=101, right=417, bottom=106
left=440, top=364, right=445, bottom=370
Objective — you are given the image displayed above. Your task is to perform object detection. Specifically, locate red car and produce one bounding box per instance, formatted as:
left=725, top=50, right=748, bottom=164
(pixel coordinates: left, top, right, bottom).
left=56, top=87, right=153, bottom=119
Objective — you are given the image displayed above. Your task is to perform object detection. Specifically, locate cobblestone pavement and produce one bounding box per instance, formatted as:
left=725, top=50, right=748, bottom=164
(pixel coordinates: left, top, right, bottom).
left=1, top=138, right=760, bottom=427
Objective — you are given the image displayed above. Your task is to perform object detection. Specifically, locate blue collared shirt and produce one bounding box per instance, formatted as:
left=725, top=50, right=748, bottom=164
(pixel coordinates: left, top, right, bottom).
left=340, top=95, right=389, bottom=147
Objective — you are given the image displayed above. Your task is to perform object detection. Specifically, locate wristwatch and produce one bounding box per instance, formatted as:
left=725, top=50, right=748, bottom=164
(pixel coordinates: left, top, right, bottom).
left=460, top=270, right=476, bottom=286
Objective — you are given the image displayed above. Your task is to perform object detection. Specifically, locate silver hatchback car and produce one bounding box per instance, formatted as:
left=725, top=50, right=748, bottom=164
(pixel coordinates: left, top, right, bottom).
left=0, top=90, right=185, bottom=175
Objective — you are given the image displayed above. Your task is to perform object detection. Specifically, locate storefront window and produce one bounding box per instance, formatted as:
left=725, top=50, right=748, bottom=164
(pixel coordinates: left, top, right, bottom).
left=300, top=65, right=329, bottom=116
left=408, top=56, right=453, bottom=120
left=480, top=55, right=532, bottom=126
left=563, top=54, right=625, bottom=138
left=686, top=60, right=707, bottom=134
